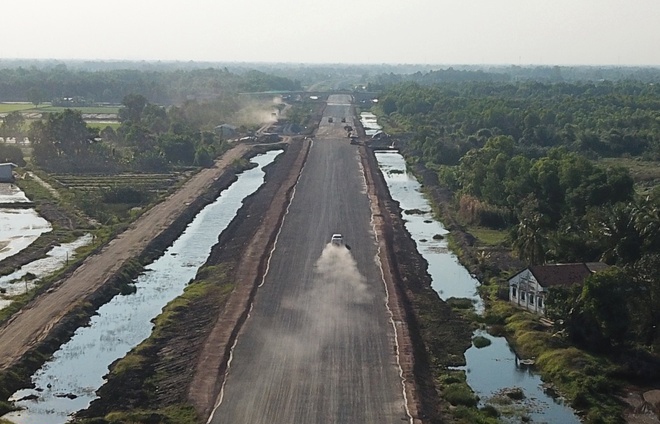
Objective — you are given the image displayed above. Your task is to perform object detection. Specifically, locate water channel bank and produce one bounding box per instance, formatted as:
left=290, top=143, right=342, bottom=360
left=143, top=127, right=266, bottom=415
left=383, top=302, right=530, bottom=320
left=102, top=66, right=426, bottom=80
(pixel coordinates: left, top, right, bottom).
left=77, top=139, right=310, bottom=422
left=374, top=148, right=580, bottom=422
left=3, top=150, right=284, bottom=424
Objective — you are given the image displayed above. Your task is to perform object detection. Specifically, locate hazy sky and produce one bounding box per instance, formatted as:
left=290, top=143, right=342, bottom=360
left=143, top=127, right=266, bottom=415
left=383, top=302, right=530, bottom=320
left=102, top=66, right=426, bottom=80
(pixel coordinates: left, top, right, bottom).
left=4, top=0, right=660, bottom=65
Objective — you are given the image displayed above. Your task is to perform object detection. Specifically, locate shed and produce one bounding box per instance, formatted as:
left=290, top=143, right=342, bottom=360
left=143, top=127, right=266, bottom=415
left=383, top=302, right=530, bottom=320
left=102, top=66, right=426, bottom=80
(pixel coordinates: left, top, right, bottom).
left=0, top=163, right=17, bottom=183
left=508, top=262, right=607, bottom=315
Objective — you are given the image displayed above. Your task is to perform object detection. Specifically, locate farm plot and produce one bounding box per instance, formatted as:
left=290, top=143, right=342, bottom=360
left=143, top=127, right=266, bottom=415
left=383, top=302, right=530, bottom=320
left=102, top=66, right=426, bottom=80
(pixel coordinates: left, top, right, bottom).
left=53, top=173, right=182, bottom=192
left=51, top=173, right=188, bottom=224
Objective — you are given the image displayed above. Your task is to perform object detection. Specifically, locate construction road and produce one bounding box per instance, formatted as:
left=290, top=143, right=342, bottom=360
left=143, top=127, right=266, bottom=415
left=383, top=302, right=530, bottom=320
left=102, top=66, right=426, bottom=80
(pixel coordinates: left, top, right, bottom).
left=208, top=95, right=410, bottom=423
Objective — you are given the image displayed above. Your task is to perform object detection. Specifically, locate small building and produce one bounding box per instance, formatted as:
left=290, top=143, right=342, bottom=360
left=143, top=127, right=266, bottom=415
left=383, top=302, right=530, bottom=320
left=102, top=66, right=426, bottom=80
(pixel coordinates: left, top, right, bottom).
left=508, top=262, right=608, bottom=315
left=214, top=124, right=238, bottom=139
left=0, top=163, right=17, bottom=182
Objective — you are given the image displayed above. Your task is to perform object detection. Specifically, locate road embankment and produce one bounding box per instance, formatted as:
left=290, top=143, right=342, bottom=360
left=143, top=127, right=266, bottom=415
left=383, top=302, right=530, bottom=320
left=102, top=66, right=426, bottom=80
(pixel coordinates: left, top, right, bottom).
left=75, top=139, right=310, bottom=422
left=361, top=145, right=474, bottom=423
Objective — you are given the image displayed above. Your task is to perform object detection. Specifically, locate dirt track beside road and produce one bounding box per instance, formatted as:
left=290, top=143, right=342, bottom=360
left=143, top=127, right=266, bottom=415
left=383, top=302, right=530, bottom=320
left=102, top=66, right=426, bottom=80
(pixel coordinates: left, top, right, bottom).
left=0, top=143, right=250, bottom=372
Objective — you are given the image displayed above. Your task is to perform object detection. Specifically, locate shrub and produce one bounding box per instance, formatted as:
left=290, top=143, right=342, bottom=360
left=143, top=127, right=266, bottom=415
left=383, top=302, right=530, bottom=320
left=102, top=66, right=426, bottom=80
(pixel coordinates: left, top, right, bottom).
left=444, top=383, right=478, bottom=407
left=472, top=335, right=492, bottom=348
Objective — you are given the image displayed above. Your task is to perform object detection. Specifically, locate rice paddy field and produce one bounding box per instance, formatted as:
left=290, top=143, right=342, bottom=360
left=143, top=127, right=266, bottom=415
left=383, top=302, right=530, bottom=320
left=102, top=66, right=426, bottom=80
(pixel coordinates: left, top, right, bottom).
left=52, top=173, right=182, bottom=193
left=0, top=102, right=120, bottom=115
left=0, top=103, right=35, bottom=113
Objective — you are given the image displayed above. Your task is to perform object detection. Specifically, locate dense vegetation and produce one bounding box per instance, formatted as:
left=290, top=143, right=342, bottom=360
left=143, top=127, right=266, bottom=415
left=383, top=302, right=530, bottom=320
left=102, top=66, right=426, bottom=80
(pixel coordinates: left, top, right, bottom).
left=0, top=65, right=301, bottom=105
left=376, top=80, right=660, bottom=417
left=26, top=96, right=224, bottom=174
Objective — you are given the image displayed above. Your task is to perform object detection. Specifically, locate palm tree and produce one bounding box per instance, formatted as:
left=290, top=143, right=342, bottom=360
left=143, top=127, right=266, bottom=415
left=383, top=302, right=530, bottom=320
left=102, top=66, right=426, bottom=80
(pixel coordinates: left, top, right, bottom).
left=512, top=211, right=548, bottom=265
left=592, top=202, right=641, bottom=265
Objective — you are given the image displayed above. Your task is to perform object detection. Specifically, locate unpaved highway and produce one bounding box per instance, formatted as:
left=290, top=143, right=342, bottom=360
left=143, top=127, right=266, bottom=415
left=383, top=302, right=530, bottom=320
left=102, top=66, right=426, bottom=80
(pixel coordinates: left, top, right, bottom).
left=0, top=144, right=250, bottom=370
left=208, top=95, right=411, bottom=423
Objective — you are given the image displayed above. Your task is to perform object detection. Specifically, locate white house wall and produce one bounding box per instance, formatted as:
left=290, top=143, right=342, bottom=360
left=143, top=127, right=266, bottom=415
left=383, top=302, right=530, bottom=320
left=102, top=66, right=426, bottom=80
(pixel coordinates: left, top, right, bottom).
left=509, top=269, right=546, bottom=315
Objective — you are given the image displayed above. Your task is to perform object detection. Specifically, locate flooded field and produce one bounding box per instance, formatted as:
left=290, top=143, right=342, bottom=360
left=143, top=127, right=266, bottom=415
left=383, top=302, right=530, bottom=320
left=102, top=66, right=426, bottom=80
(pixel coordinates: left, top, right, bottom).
left=0, top=234, right=93, bottom=310
left=373, top=145, right=579, bottom=422
left=0, top=184, right=52, bottom=263
left=0, top=184, right=31, bottom=204
left=3, top=150, right=282, bottom=424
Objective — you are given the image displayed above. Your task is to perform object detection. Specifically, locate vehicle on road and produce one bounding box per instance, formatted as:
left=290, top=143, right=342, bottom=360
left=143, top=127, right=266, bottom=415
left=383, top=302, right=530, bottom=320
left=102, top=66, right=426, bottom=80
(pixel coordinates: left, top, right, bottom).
left=341, top=117, right=346, bottom=123
left=330, top=234, right=344, bottom=246
left=328, top=117, right=334, bottom=123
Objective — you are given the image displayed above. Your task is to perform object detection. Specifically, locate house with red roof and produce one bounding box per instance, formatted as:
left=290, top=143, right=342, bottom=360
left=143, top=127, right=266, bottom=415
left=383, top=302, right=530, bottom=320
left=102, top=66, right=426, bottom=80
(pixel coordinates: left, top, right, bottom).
left=508, top=262, right=608, bottom=315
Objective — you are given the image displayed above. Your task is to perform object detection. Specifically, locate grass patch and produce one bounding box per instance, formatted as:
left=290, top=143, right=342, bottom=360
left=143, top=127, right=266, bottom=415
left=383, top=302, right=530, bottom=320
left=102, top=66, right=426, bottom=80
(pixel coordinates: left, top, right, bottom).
left=101, top=404, right=198, bottom=424
left=32, top=106, right=120, bottom=114
left=467, top=226, right=508, bottom=246
left=86, top=122, right=121, bottom=131
left=0, top=103, right=35, bottom=113
left=106, top=264, right=233, bottom=375
left=600, top=157, right=660, bottom=195
left=444, top=382, right=479, bottom=407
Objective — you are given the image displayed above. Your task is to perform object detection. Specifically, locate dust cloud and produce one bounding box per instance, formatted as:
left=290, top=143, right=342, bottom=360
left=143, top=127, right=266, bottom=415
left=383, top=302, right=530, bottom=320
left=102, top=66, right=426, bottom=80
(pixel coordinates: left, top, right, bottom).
left=263, top=243, right=374, bottom=361
left=234, top=98, right=280, bottom=126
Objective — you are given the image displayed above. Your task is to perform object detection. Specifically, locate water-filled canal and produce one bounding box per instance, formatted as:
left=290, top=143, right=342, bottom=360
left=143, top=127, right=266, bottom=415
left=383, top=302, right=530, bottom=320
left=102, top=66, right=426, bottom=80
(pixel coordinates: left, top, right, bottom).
left=372, top=128, right=579, bottom=422
left=3, top=150, right=282, bottom=424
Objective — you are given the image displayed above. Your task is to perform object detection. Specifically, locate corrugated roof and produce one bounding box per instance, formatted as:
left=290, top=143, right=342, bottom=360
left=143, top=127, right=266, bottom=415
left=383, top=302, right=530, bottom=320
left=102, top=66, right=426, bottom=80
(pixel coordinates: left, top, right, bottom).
left=529, top=263, right=594, bottom=287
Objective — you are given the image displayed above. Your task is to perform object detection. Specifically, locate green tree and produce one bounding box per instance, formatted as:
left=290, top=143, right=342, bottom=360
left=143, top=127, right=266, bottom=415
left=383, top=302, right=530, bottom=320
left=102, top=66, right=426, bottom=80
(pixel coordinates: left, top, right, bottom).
left=578, top=267, right=634, bottom=349
left=26, top=87, right=44, bottom=107
left=0, top=111, right=25, bottom=140
left=633, top=254, right=660, bottom=347
left=511, top=196, right=549, bottom=265
left=592, top=202, right=642, bottom=265
left=119, top=94, right=148, bottom=124
left=0, top=144, right=25, bottom=166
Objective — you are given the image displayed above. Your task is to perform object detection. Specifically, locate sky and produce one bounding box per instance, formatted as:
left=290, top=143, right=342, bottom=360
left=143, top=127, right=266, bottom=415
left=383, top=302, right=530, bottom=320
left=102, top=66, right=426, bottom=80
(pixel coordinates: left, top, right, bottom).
left=3, top=0, right=660, bottom=66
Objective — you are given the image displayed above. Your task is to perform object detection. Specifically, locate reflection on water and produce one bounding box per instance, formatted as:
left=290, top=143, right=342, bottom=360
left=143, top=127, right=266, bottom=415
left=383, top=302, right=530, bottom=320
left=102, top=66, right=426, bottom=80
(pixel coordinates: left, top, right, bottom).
left=0, top=208, right=52, bottom=262
left=3, top=151, right=282, bottom=424
left=0, top=234, right=93, bottom=309
left=464, top=330, right=580, bottom=423
left=375, top=151, right=483, bottom=309
left=373, top=148, right=579, bottom=422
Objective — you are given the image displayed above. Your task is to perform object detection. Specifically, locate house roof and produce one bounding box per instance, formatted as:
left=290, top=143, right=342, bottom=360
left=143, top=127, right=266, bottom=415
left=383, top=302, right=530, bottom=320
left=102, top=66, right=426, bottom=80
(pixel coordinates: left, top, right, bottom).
left=528, top=263, right=596, bottom=288
left=509, top=262, right=609, bottom=289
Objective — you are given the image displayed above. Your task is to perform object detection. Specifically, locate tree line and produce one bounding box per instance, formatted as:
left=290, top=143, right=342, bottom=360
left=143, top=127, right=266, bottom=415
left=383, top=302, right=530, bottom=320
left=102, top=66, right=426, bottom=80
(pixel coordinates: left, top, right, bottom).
left=377, top=80, right=660, bottom=352
left=28, top=94, right=231, bottom=174
left=0, top=65, right=301, bottom=105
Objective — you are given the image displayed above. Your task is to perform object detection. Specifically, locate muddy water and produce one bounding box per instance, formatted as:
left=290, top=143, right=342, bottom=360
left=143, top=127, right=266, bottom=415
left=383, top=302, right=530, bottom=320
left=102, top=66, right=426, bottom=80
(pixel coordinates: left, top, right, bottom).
left=3, top=150, right=282, bottom=424
left=0, top=234, right=93, bottom=310
left=374, top=149, right=580, bottom=422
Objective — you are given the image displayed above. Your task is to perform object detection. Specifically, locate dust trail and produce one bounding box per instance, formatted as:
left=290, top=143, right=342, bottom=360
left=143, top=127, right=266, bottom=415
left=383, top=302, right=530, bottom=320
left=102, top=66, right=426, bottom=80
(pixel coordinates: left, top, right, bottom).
left=268, top=244, right=373, bottom=362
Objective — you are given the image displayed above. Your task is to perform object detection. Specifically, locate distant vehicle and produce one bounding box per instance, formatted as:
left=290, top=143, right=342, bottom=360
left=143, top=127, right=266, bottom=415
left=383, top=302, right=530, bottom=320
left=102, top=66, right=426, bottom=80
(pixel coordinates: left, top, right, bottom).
left=330, top=234, right=344, bottom=246
left=328, top=117, right=334, bottom=123
left=341, top=117, right=346, bottom=123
